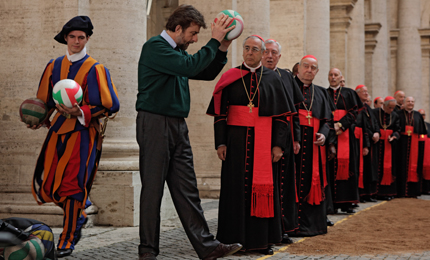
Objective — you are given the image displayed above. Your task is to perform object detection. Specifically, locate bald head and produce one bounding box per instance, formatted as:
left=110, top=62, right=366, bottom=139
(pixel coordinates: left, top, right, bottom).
left=297, top=56, right=319, bottom=85
left=328, top=68, right=342, bottom=88
left=395, top=91, right=405, bottom=105
left=404, top=96, right=415, bottom=112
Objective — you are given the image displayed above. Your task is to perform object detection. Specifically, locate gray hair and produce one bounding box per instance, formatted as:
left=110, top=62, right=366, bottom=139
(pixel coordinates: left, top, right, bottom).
left=264, top=39, right=281, bottom=54
left=384, top=99, right=396, bottom=106
left=242, top=35, right=266, bottom=52
left=299, top=57, right=319, bottom=69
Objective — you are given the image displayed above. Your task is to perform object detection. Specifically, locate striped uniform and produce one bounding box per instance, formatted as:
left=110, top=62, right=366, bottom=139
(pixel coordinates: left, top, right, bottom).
left=32, top=54, right=119, bottom=250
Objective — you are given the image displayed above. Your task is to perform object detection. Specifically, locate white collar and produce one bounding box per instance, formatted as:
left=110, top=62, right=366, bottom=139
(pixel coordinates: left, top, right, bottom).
left=330, top=85, right=340, bottom=90
left=160, top=30, right=177, bottom=49
left=406, top=109, right=413, bottom=113
left=243, top=62, right=262, bottom=73
left=67, top=46, right=87, bottom=62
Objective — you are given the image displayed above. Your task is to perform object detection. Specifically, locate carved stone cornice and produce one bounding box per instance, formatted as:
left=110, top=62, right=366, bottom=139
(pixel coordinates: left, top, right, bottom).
left=365, top=23, right=381, bottom=54
left=390, top=29, right=400, bottom=55
left=330, top=0, right=357, bottom=32
left=419, top=28, right=430, bottom=56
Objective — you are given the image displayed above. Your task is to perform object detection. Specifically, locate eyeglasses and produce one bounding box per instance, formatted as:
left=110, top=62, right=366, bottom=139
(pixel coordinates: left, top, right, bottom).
left=244, top=46, right=261, bottom=53
left=263, top=50, right=279, bottom=55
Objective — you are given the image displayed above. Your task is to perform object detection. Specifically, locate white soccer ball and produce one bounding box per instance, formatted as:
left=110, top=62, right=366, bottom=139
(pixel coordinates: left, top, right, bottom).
left=52, top=79, right=83, bottom=108
left=214, top=10, right=244, bottom=41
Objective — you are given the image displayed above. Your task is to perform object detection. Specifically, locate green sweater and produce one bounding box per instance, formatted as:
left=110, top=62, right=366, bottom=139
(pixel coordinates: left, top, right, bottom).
left=136, top=35, right=227, bottom=118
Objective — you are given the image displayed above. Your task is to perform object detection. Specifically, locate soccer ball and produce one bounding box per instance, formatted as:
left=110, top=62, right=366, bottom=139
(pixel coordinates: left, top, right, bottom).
left=3, top=237, right=45, bottom=260
left=19, top=98, right=48, bottom=127
left=214, top=10, right=244, bottom=41
left=52, top=79, right=83, bottom=108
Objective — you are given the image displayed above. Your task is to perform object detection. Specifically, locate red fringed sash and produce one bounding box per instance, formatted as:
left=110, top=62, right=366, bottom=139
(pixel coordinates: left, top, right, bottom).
left=354, top=127, right=364, bottom=189
left=227, top=105, right=274, bottom=218
left=333, top=110, right=349, bottom=180
left=401, top=126, right=419, bottom=182
left=421, top=134, right=430, bottom=180
left=298, top=109, right=326, bottom=205
left=380, top=129, right=394, bottom=185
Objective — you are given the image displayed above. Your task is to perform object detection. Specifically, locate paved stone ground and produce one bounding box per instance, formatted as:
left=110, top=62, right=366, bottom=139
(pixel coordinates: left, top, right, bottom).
left=57, top=196, right=430, bottom=260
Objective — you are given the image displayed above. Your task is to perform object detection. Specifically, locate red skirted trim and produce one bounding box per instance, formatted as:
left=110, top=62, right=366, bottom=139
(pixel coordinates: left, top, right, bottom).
left=402, top=126, right=419, bottom=182
left=227, top=105, right=274, bottom=218
left=422, top=135, right=430, bottom=180
left=298, top=109, right=324, bottom=205
left=333, top=110, right=350, bottom=180
left=354, top=127, right=364, bottom=188
left=251, top=184, right=274, bottom=218
left=380, top=129, right=394, bottom=185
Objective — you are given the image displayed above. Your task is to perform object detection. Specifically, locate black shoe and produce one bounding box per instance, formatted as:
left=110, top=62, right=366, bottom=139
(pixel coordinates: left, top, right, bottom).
left=351, top=203, right=359, bottom=208
left=360, top=198, right=366, bottom=203
left=56, top=248, right=73, bottom=258
left=258, top=247, right=274, bottom=255
left=139, top=252, right=157, bottom=260
left=341, top=207, right=355, bottom=213
left=326, top=218, right=334, bottom=226
left=203, top=243, right=242, bottom=260
left=368, top=197, right=377, bottom=202
left=282, top=234, right=294, bottom=244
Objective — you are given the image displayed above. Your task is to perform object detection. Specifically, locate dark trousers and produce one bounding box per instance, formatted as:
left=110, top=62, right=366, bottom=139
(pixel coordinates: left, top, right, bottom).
left=136, top=111, right=219, bottom=258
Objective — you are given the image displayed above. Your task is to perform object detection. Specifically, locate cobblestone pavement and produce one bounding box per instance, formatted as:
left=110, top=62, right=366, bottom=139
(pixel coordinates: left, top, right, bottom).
left=57, top=196, right=430, bottom=260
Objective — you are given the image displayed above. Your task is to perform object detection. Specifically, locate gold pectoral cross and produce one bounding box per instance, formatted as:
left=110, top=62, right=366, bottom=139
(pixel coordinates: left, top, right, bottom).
left=306, top=112, right=312, bottom=125
left=248, top=101, right=254, bottom=113
left=383, top=124, right=387, bottom=130
left=407, top=129, right=412, bottom=136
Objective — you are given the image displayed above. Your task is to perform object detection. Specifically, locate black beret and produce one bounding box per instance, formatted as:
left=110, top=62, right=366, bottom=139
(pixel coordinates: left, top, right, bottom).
left=54, top=16, right=93, bottom=44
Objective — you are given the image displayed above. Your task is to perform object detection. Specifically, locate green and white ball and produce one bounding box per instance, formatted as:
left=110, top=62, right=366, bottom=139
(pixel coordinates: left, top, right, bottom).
left=3, top=237, right=45, bottom=260
left=52, top=79, right=83, bottom=108
left=214, top=10, right=244, bottom=40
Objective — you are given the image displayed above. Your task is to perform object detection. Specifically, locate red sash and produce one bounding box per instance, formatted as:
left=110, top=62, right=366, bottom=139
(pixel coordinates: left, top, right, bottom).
left=227, top=105, right=274, bottom=218
left=401, top=126, right=419, bottom=182
left=354, top=127, right=364, bottom=189
left=298, top=109, right=327, bottom=205
left=420, top=134, right=430, bottom=180
left=333, top=110, right=349, bottom=180
left=380, top=129, right=394, bottom=185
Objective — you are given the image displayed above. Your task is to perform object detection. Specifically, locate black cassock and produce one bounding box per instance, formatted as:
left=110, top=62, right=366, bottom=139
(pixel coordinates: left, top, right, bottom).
left=395, top=110, right=426, bottom=197
left=421, top=122, right=430, bottom=194
left=276, top=68, right=304, bottom=234
left=371, top=108, right=401, bottom=197
left=207, top=65, right=295, bottom=250
left=355, top=104, right=380, bottom=197
left=287, top=77, right=335, bottom=237
left=327, top=87, right=362, bottom=208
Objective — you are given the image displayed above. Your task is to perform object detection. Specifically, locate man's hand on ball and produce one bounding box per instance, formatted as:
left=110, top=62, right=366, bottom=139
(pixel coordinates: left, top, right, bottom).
left=56, top=103, right=82, bottom=117
left=211, top=14, right=235, bottom=43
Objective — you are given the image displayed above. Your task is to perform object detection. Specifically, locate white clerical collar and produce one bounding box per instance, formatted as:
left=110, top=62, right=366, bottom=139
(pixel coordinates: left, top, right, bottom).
left=406, top=109, right=413, bottom=113
left=66, top=47, right=87, bottom=63
left=243, top=62, right=262, bottom=72
left=330, top=85, right=340, bottom=91
left=160, top=30, right=177, bottom=49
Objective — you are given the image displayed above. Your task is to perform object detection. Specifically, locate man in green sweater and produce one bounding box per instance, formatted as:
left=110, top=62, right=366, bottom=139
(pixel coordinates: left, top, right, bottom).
left=136, top=5, right=242, bottom=260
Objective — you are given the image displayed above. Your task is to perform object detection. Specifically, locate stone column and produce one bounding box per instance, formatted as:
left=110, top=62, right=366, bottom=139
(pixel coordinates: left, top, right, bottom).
left=369, top=0, right=390, bottom=101
left=346, top=0, right=364, bottom=89
left=419, top=28, right=430, bottom=113
left=397, top=0, right=422, bottom=108
left=305, top=0, right=331, bottom=87
left=364, top=23, right=381, bottom=95
left=330, top=0, right=355, bottom=77
left=270, top=0, right=305, bottom=71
